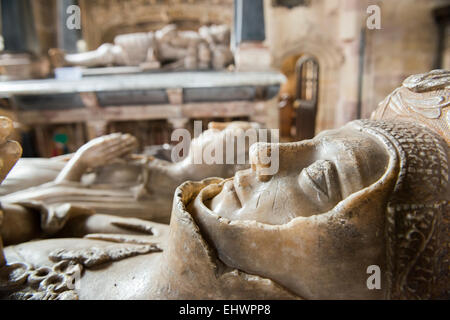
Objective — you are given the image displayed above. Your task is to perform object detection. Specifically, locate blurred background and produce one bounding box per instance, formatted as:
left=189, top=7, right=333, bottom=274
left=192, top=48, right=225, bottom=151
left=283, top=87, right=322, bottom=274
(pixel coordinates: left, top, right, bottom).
left=0, top=0, right=448, bottom=158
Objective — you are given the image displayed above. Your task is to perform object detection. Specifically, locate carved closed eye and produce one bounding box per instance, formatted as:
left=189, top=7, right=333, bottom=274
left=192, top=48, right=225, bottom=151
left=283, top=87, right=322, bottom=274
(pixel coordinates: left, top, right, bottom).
left=298, top=160, right=342, bottom=205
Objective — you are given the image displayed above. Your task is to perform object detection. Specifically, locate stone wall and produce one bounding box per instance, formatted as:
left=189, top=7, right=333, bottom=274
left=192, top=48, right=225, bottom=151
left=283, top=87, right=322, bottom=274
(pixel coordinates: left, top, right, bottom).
left=31, top=0, right=58, bottom=55
left=361, top=0, right=449, bottom=119
left=264, top=0, right=361, bottom=133
left=264, top=0, right=449, bottom=132
left=444, top=24, right=450, bottom=70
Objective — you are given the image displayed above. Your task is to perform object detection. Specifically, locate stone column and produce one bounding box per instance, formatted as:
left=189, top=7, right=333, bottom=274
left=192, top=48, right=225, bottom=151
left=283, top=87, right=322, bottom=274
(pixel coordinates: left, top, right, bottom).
left=234, top=0, right=266, bottom=47
left=31, top=0, right=58, bottom=55
left=335, top=0, right=365, bottom=127
left=57, top=0, right=82, bottom=53
left=233, top=0, right=271, bottom=71
left=1, top=0, right=39, bottom=53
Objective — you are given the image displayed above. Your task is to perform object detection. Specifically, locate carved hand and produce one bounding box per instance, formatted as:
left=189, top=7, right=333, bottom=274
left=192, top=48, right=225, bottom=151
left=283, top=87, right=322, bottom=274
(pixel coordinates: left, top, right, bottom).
left=55, top=133, right=138, bottom=183
left=76, top=133, right=138, bottom=169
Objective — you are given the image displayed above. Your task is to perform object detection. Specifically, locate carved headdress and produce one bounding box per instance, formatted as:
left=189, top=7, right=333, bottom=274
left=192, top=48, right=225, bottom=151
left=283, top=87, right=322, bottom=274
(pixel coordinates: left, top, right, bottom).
left=372, top=69, right=449, bottom=145
left=366, top=70, right=449, bottom=299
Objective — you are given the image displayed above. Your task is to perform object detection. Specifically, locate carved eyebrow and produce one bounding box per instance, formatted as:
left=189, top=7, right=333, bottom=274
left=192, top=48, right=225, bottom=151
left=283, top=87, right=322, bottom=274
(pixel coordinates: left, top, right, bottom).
left=298, top=159, right=343, bottom=207
left=303, top=166, right=329, bottom=197
left=317, top=137, right=364, bottom=197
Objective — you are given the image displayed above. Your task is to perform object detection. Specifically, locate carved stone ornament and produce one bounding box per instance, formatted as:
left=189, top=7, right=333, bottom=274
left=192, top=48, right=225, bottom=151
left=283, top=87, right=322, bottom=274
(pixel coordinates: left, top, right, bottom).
left=372, top=69, right=450, bottom=145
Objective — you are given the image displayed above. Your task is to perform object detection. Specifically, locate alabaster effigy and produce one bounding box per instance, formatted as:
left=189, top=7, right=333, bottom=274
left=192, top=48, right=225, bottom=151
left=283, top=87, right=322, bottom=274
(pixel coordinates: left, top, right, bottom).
left=0, top=70, right=448, bottom=300
left=49, top=24, right=233, bottom=70
left=0, top=121, right=261, bottom=244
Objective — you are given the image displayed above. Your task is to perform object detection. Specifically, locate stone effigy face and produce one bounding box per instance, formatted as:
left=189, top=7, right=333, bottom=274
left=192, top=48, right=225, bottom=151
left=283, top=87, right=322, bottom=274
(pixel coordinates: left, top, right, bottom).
left=0, top=70, right=448, bottom=300
left=49, top=24, right=234, bottom=71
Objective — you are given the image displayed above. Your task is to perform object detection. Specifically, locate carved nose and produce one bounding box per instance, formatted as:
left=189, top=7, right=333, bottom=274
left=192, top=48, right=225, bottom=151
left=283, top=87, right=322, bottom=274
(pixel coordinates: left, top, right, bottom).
left=250, top=139, right=315, bottom=182
left=250, top=143, right=274, bottom=182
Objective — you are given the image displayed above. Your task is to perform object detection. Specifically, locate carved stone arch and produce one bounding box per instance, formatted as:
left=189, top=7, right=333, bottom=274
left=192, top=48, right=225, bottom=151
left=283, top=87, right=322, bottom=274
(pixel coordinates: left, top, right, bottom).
left=293, top=54, right=319, bottom=139
left=274, top=40, right=344, bottom=70
left=273, top=37, right=345, bottom=133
